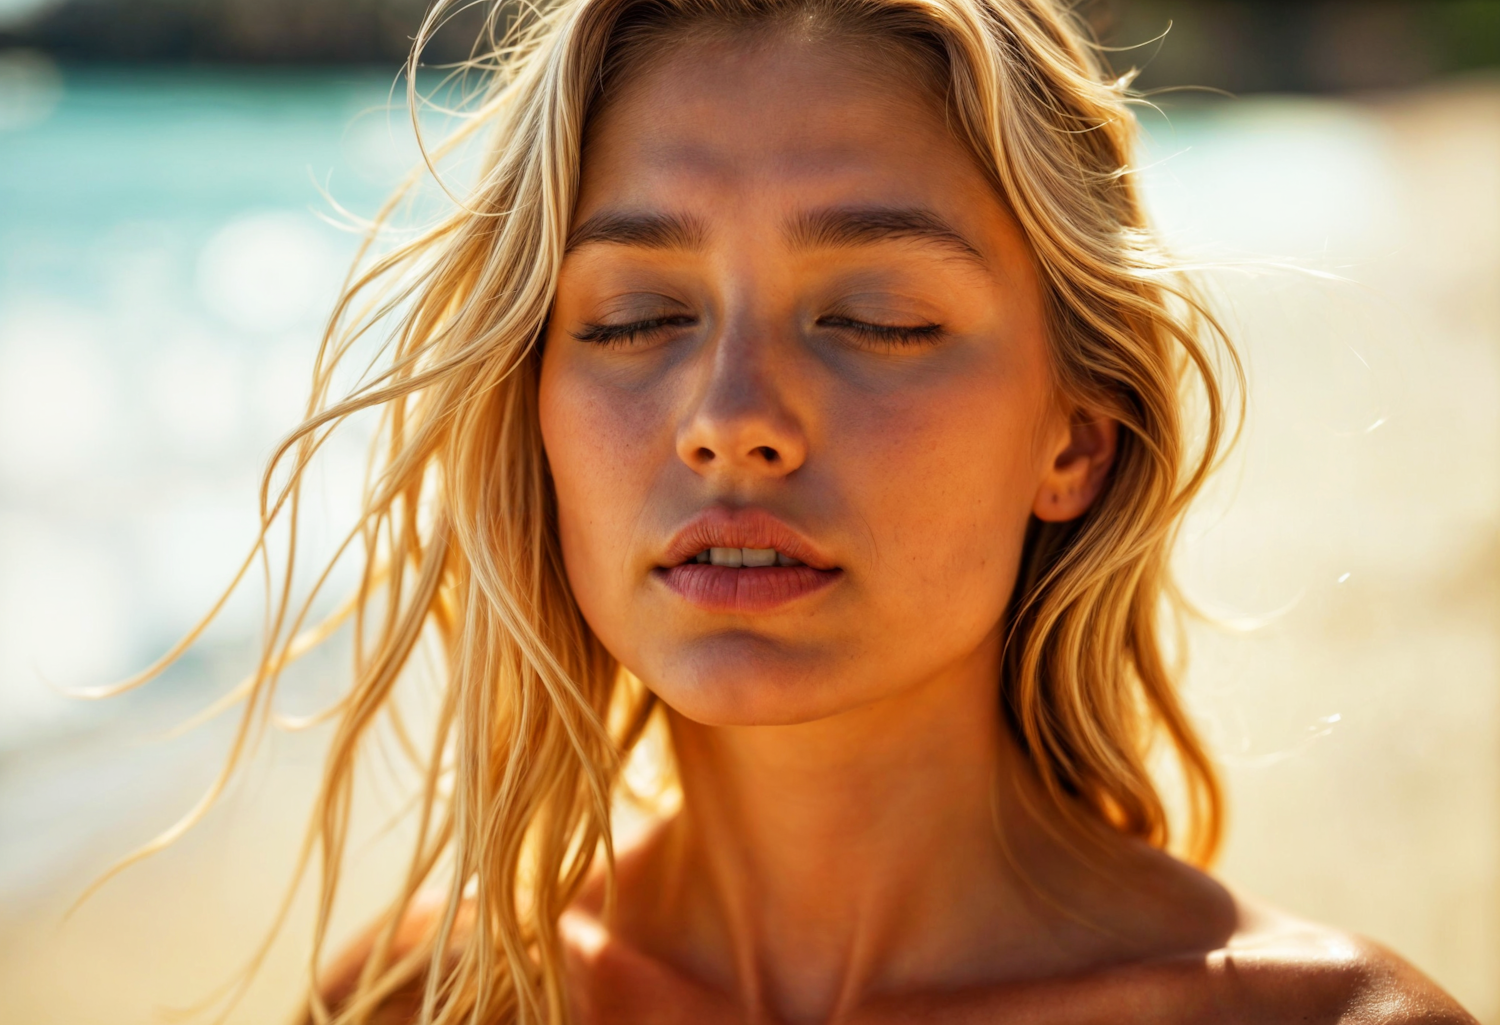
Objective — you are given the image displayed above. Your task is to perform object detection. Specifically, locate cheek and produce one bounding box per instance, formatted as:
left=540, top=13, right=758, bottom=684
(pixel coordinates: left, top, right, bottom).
left=848, top=359, right=1048, bottom=638
left=538, top=344, right=669, bottom=631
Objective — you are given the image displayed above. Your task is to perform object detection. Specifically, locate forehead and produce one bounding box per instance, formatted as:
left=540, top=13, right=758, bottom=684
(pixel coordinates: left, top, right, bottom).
left=577, top=29, right=1001, bottom=221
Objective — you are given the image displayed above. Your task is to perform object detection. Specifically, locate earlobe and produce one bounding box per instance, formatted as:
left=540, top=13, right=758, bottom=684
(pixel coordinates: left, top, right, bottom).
left=1032, top=414, right=1118, bottom=523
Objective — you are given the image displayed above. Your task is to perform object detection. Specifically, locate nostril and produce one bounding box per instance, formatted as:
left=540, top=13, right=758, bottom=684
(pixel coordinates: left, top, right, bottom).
left=696, top=446, right=715, bottom=463
left=752, top=445, right=779, bottom=463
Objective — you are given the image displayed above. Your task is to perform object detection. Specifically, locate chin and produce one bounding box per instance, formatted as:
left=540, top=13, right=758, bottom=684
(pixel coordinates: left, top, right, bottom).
left=636, top=631, right=860, bottom=727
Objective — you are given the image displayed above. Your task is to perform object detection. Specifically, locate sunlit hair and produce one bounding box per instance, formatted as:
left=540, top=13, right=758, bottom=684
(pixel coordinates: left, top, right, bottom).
left=105, top=0, right=1240, bottom=1022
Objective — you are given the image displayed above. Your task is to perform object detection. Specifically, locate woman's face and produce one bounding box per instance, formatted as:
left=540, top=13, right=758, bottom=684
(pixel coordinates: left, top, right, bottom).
left=540, top=30, right=1108, bottom=726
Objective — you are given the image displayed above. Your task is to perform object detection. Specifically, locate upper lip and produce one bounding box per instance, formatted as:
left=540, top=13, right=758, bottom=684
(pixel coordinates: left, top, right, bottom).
left=659, top=506, right=837, bottom=570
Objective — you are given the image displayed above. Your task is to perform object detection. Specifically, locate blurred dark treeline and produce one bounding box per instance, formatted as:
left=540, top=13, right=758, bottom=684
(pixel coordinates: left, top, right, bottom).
left=0, top=0, right=491, bottom=66
left=0, top=0, right=1498, bottom=93
left=1092, top=0, right=1500, bottom=93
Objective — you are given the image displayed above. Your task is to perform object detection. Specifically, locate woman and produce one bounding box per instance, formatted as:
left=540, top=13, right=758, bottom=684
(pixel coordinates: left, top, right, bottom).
left=126, top=0, right=1472, bottom=1021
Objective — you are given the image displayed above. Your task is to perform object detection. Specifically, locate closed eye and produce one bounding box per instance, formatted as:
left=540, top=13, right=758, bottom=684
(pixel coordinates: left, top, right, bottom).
left=818, top=315, right=945, bottom=347
left=573, top=314, right=697, bottom=347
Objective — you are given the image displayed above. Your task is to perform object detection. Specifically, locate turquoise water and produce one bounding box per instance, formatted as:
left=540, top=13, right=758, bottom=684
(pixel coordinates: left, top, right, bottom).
left=1, top=67, right=398, bottom=244
left=0, top=68, right=414, bottom=747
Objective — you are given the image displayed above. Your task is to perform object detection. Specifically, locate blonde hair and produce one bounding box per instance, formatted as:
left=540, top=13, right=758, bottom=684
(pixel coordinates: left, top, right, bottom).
left=109, top=0, right=1240, bottom=1022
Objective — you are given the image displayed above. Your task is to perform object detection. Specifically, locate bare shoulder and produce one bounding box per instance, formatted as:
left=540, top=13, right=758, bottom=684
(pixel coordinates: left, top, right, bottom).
left=1001, top=841, right=1480, bottom=1025
left=1199, top=902, right=1478, bottom=1025
left=852, top=898, right=1478, bottom=1025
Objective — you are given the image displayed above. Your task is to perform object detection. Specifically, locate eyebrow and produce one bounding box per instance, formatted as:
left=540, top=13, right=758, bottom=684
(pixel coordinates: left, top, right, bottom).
left=565, top=210, right=707, bottom=252
left=786, top=206, right=987, bottom=265
left=563, top=205, right=986, bottom=265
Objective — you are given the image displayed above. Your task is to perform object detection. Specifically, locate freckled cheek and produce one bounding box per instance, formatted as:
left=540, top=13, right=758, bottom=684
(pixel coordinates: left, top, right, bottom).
left=847, top=382, right=1040, bottom=609
left=540, top=363, right=675, bottom=592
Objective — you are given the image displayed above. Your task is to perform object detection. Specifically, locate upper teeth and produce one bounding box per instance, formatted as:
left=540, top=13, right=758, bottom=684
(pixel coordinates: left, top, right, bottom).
left=695, top=547, right=801, bottom=567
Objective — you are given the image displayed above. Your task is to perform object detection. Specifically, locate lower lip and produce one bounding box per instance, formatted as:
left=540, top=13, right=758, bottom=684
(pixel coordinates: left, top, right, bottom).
left=656, top=564, right=841, bottom=613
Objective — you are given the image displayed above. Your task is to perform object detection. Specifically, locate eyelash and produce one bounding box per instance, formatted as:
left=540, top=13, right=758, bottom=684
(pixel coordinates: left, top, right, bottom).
left=817, top=316, right=944, bottom=347
left=573, top=315, right=944, bottom=348
left=572, top=315, right=695, bottom=347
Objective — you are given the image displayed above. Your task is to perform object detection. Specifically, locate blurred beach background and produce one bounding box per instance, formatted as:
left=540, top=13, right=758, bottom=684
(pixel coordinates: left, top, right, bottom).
left=1, top=0, right=1498, bottom=1021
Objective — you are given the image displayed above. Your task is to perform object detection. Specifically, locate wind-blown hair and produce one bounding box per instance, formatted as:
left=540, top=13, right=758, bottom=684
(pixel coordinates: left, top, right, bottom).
left=108, top=0, right=1240, bottom=1022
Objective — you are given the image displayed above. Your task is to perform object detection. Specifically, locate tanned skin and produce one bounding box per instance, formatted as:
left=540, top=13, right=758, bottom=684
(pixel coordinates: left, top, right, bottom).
left=316, top=26, right=1475, bottom=1025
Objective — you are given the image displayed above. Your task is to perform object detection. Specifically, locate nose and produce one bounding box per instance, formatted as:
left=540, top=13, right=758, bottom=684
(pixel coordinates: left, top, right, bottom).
left=675, top=324, right=808, bottom=479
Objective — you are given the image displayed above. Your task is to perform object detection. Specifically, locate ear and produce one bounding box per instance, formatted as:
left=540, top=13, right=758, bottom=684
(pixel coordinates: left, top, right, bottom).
left=1032, top=411, right=1119, bottom=523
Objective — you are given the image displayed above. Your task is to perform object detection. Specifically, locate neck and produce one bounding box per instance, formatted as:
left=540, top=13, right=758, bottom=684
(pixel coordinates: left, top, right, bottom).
left=653, top=635, right=1048, bottom=1024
